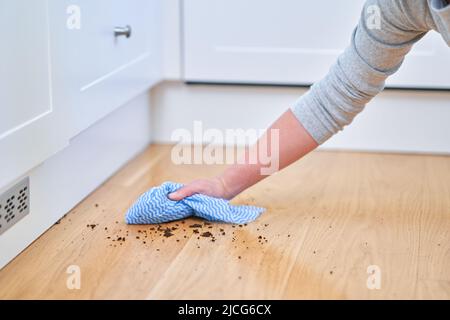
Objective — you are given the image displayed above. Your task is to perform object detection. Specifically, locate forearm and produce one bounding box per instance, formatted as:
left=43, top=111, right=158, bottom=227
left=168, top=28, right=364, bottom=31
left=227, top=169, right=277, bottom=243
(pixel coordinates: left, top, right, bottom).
left=217, top=109, right=318, bottom=199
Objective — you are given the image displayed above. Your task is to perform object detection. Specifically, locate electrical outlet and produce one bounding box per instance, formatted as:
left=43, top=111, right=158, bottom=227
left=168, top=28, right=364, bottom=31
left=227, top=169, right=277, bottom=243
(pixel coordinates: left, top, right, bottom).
left=0, top=177, right=30, bottom=236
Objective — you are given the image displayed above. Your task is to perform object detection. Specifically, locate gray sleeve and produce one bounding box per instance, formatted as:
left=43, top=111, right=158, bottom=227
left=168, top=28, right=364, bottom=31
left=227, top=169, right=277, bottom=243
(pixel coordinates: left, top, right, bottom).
left=291, top=0, right=433, bottom=144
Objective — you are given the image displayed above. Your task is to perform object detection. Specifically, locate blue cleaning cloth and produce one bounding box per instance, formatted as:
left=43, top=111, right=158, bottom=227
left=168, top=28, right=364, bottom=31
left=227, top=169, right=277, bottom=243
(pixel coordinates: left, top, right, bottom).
left=125, top=181, right=265, bottom=224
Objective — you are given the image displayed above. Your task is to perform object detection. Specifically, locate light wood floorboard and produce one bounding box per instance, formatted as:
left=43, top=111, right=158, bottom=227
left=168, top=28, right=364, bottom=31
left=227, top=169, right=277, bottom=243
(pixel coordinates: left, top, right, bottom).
left=0, top=145, right=448, bottom=299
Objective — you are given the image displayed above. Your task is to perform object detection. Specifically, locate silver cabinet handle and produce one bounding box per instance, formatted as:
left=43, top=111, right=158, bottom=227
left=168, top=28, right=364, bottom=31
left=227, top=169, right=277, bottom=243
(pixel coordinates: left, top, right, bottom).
left=114, top=25, right=132, bottom=38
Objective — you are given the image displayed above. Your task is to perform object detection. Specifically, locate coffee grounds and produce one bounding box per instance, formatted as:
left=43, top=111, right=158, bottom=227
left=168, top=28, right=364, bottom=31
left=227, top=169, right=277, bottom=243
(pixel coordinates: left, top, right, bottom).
left=163, top=228, right=174, bottom=238
left=201, top=231, right=212, bottom=238
left=93, top=217, right=271, bottom=252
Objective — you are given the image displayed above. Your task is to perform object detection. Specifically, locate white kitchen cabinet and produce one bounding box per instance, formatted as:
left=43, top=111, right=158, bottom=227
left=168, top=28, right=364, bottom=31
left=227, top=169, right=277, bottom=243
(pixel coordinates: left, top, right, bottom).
left=50, top=0, right=163, bottom=137
left=0, top=0, right=68, bottom=188
left=183, top=0, right=450, bottom=89
left=1, top=0, right=162, bottom=188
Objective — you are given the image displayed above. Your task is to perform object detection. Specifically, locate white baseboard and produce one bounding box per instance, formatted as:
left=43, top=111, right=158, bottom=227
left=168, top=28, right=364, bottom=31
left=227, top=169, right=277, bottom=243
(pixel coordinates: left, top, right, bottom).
left=0, top=91, right=153, bottom=269
left=151, top=81, right=450, bottom=154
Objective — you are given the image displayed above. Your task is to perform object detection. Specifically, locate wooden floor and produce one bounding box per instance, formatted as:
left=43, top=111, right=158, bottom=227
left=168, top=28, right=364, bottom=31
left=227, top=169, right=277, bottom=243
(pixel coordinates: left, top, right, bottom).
left=0, top=144, right=449, bottom=299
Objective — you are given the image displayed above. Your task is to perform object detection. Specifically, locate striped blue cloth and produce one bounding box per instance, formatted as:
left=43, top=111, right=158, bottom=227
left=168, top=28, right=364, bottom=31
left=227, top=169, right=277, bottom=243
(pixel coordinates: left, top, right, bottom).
left=125, top=181, right=265, bottom=224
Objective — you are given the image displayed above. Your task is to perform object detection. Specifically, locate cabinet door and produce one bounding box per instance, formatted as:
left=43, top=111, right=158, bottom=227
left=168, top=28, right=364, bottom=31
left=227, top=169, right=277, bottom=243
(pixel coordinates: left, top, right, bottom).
left=50, top=0, right=162, bottom=137
left=0, top=0, right=68, bottom=188
left=183, top=0, right=450, bottom=89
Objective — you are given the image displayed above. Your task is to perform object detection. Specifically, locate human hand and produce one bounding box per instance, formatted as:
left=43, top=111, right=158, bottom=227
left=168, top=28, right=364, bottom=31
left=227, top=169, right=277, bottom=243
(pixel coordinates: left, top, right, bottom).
left=168, top=177, right=234, bottom=201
